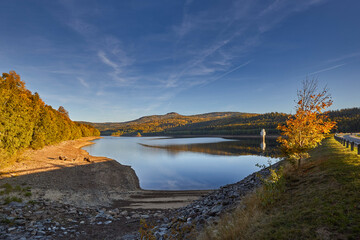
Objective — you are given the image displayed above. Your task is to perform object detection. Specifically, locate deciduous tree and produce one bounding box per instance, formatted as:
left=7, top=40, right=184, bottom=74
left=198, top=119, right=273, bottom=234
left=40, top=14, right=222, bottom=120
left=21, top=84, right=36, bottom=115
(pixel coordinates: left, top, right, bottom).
left=277, top=78, right=336, bottom=167
left=0, top=71, right=100, bottom=157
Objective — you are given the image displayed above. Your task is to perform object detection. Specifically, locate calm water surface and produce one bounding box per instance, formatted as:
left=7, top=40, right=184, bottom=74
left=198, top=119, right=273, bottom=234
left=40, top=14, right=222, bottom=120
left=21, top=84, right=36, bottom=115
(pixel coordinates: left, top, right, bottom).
left=83, top=136, right=279, bottom=190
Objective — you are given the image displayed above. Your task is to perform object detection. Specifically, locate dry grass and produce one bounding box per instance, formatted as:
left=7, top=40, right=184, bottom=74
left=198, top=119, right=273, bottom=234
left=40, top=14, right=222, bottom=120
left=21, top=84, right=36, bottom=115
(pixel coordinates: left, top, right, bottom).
left=198, top=193, right=263, bottom=240
left=0, top=149, right=27, bottom=173
left=197, top=137, right=360, bottom=240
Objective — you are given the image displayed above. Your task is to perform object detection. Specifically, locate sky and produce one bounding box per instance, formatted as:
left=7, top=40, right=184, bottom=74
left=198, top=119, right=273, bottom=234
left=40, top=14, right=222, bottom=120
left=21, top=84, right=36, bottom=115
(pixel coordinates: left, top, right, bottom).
left=1, top=0, right=359, bottom=122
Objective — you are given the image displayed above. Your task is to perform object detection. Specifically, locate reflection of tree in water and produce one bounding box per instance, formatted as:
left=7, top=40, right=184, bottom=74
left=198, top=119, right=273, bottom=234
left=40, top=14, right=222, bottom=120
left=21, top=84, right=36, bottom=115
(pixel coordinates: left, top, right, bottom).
left=140, top=138, right=280, bottom=158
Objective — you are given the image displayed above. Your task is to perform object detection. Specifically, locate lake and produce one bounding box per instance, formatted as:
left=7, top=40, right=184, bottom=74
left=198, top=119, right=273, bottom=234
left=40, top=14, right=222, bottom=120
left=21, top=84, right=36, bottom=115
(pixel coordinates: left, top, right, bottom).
left=83, top=136, right=279, bottom=190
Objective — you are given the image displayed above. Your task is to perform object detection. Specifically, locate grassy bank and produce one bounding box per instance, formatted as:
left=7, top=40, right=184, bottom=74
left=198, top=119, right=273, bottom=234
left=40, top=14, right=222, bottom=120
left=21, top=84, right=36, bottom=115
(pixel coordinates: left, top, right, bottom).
left=198, top=137, right=360, bottom=239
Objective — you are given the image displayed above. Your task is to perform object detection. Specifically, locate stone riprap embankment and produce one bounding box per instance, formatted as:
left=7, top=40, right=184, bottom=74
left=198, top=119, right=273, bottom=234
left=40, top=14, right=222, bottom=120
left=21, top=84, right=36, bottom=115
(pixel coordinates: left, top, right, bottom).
left=0, top=198, right=173, bottom=239
left=152, top=160, right=283, bottom=239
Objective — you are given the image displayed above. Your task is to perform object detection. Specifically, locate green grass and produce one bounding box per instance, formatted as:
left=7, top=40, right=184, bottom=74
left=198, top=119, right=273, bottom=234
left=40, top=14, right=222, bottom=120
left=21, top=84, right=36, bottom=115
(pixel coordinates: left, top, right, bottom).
left=4, top=196, right=22, bottom=204
left=198, top=137, right=360, bottom=240
left=0, top=183, right=32, bottom=200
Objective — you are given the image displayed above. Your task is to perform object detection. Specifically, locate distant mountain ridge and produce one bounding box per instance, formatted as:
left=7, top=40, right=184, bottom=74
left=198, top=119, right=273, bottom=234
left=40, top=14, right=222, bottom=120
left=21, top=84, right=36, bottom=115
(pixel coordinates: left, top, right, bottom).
left=79, top=111, right=280, bottom=136
left=78, top=108, right=360, bottom=136
left=121, top=112, right=247, bottom=124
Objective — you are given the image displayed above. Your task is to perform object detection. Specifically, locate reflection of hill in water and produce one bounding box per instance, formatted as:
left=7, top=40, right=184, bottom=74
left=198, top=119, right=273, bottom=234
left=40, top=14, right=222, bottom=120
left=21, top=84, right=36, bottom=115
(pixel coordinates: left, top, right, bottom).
left=141, top=138, right=280, bottom=158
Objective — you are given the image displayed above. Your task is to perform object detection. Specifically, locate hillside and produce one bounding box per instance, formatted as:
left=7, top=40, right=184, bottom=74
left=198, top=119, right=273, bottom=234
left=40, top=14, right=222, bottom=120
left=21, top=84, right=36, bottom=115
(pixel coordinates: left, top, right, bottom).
left=84, top=108, right=360, bottom=136
left=0, top=71, right=100, bottom=163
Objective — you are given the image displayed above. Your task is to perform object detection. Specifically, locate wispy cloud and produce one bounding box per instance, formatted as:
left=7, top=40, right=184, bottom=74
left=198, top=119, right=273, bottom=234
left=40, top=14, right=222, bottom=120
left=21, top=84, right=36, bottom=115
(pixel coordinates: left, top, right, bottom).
left=56, top=2, right=137, bottom=86
left=45, top=0, right=333, bottom=117
left=257, top=0, right=328, bottom=33
left=164, top=0, right=328, bottom=91
left=97, top=46, right=136, bottom=85
left=213, top=60, right=252, bottom=81
left=68, top=18, right=98, bottom=37
left=98, top=51, right=119, bottom=69
left=309, top=63, right=346, bottom=75
left=77, top=77, right=89, bottom=88
left=325, top=51, right=360, bottom=64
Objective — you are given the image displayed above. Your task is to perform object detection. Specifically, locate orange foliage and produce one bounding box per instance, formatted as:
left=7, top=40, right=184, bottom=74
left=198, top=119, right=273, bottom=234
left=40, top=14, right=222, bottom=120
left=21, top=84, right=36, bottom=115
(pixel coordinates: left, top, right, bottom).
left=277, top=79, right=336, bottom=166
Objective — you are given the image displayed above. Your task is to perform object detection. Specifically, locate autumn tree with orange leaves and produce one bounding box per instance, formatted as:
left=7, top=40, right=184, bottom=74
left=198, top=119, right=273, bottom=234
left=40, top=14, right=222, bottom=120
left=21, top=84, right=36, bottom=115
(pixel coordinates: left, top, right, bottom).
left=277, top=79, right=336, bottom=167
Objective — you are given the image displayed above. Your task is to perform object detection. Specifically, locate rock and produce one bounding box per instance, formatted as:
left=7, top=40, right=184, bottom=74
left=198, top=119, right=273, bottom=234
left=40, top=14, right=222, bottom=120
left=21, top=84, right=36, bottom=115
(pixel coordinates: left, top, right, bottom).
left=120, top=210, right=128, bottom=216
left=14, top=219, right=26, bottom=225
left=104, top=220, right=112, bottom=225
left=8, top=201, right=25, bottom=208
left=8, top=227, right=16, bottom=232
left=154, top=213, right=164, bottom=218
left=122, top=234, right=139, bottom=240
left=68, top=208, right=77, bottom=214
left=141, top=215, right=149, bottom=219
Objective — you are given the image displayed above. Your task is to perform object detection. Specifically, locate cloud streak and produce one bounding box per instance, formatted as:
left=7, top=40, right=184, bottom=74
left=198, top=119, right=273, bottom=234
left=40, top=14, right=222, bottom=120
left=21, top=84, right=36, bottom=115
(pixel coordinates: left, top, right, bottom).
left=213, top=60, right=252, bottom=81
left=77, top=77, right=90, bottom=88
left=98, top=51, right=119, bottom=70
left=309, top=63, right=346, bottom=75
left=162, top=0, right=329, bottom=92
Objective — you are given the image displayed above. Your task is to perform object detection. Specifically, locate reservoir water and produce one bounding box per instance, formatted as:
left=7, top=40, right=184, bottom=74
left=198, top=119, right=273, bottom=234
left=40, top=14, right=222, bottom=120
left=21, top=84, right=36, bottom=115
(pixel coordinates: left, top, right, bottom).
left=83, top=136, right=279, bottom=190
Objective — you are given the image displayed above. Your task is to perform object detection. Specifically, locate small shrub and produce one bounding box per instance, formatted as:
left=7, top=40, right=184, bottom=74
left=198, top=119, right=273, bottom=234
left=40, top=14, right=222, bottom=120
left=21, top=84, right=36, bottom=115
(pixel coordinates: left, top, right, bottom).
left=4, top=196, right=23, bottom=204
left=24, top=192, right=32, bottom=197
left=256, top=166, right=285, bottom=207
left=28, top=200, right=37, bottom=205
left=1, top=183, right=13, bottom=194
left=1, top=218, right=12, bottom=224
left=139, top=219, right=156, bottom=240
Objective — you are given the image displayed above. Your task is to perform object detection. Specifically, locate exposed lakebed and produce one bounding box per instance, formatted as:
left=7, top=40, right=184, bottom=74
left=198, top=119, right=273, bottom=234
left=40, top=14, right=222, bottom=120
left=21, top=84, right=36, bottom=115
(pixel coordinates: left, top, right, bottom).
left=83, top=136, right=279, bottom=190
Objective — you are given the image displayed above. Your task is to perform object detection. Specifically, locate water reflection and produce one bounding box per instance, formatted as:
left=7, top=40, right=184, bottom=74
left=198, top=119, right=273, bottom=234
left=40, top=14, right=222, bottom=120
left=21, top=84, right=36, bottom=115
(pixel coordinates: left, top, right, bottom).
left=140, top=137, right=280, bottom=158
left=260, top=142, right=266, bottom=151
left=83, top=137, right=280, bottom=190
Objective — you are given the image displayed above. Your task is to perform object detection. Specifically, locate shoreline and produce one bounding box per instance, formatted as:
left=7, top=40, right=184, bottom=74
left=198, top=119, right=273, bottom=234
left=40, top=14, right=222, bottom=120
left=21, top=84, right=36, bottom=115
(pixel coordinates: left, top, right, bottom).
left=0, top=136, right=275, bottom=239
left=0, top=137, right=207, bottom=209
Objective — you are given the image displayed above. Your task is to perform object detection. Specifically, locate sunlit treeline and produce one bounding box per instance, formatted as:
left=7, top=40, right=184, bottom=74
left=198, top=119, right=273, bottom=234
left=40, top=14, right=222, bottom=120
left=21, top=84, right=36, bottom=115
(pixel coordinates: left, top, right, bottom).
left=0, top=71, right=100, bottom=155
left=101, top=108, right=360, bottom=137
left=328, top=108, right=360, bottom=133
left=104, top=112, right=288, bottom=136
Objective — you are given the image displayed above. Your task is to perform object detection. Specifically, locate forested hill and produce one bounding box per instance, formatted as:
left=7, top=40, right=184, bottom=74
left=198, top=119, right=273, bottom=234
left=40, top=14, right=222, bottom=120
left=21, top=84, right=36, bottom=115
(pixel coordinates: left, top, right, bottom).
left=0, top=71, right=100, bottom=157
left=327, top=108, right=360, bottom=132
left=84, top=112, right=285, bottom=136
left=85, top=108, right=360, bottom=136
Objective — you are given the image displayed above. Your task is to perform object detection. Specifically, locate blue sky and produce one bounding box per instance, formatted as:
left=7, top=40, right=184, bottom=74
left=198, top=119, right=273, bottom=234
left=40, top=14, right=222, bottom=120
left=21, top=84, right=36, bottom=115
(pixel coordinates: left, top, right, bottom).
left=1, top=0, right=359, bottom=122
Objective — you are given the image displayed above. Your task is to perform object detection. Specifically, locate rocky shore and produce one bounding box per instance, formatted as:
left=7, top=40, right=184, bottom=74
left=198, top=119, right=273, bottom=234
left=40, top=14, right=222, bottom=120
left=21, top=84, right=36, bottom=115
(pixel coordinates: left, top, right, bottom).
left=0, top=161, right=281, bottom=240
left=151, top=160, right=282, bottom=239
left=0, top=137, right=282, bottom=239
left=0, top=137, right=206, bottom=239
left=0, top=197, right=173, bottom=239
